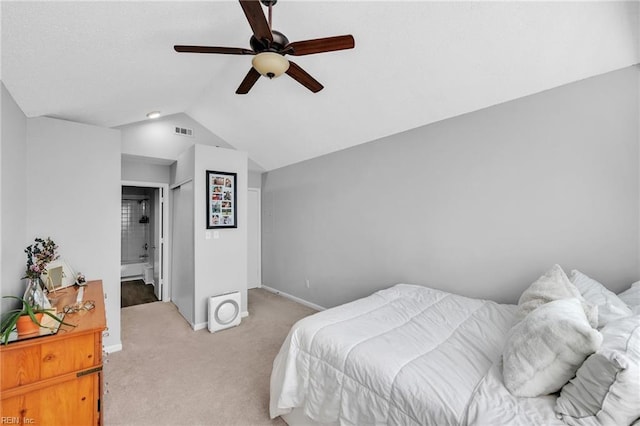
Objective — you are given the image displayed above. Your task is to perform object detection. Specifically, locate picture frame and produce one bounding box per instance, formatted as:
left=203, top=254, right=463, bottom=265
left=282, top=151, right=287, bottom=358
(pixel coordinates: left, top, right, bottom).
left=41, top=258, right=77, bottom=291
left=207, top=170, right=237, bottom=229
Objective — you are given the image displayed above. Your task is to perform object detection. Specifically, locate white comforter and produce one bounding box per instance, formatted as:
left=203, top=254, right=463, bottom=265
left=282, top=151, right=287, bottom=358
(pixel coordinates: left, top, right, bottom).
left=466, top=361, right=564, bottom=426
left=270, top=284, right=519, bottom=425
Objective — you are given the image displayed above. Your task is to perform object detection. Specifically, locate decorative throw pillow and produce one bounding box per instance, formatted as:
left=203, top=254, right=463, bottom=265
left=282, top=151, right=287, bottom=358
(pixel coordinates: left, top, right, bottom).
left=517, top=264, right=597, bottom=327
left=555, top=315, right=640, bottom=426
left=570, top=270, right=632, bottom=328
left=503, top=298, right=602, bottom=397
left=618, top=281, right=640, bottom=309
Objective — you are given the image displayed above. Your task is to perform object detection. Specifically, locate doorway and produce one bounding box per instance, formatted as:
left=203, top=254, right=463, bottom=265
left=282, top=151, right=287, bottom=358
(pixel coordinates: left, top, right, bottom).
left=121, top=181, right=170, bottom=303
left=248, top=188, right=261, bottom=289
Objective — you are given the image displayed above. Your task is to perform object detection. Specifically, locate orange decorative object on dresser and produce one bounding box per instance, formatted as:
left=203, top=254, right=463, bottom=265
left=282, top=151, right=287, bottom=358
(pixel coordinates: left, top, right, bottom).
left=0, top=280, right=106, bottom=426
left=16, top=313, right=44, bottom=336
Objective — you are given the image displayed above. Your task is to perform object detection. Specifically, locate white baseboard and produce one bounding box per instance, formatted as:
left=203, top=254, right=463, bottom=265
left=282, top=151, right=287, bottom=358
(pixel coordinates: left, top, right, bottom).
left=104, top=343, right=123, bottom=353
left=241, top=311, right=249, bottom=318
left=261, top=285, right=326, bottom=311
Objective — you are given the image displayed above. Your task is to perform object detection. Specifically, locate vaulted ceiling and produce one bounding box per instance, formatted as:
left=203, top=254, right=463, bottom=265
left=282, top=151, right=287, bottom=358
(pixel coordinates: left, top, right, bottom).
left=2, top=1, right=639, bottom=171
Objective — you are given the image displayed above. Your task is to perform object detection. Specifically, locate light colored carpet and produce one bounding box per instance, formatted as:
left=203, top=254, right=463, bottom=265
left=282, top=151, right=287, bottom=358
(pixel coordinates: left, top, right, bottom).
left=104, top=288, right=317, bottom=425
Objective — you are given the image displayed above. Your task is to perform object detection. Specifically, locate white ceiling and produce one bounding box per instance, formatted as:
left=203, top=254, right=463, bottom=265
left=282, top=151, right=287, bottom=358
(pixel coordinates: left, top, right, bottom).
left=2, top=1, right=639, bottom=171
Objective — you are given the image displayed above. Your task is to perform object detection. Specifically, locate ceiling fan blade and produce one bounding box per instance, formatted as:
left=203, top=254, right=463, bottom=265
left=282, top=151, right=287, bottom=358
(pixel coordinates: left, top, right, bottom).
left=239, top=0, right=273, bottom=43
left=174, top=45, right=254, bottom=55
left=236, top=67, right=262, bottom=94
left=284, top=35, right=354, bottom=56
left=285, top=61, right=324, bottom=93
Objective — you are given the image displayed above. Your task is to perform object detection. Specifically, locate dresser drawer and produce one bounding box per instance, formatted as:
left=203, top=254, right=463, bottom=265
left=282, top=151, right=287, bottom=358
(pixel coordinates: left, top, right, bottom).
left=0, top=346, right=41, bottom=389
left=40, top=333, right=97, bottom=379
left=2, top=372, right=99, bottom=425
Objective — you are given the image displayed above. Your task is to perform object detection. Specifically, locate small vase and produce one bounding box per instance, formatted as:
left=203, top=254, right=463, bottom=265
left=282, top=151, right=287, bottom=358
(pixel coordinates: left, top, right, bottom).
left=16, top=313, right=43, bottom=335
left=24, top=278, right=51, bottom=310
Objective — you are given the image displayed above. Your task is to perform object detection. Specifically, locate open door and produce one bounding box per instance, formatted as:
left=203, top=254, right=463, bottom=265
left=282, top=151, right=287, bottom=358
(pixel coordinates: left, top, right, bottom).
left=121, top=180, right=170, bottom=303
left=153, top=187, right=164, bottom=300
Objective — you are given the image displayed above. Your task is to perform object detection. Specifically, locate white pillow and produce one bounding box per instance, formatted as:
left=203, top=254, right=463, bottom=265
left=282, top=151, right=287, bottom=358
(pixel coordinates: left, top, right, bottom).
left=618, top=281, right=640, bottom=308
left=517, top=264, right=597, bottom=327
left=556, top=315, right=640, bottom=426
left=503, top=298, right=602, bottom=397
left=570, top=270, right=632, bottom=328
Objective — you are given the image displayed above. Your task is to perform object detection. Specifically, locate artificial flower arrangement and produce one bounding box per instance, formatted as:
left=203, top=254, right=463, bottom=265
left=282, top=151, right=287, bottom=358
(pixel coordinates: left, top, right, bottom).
left=23, top=237, right=59, bottom=280
left=0, top=237, right=73, bottom=344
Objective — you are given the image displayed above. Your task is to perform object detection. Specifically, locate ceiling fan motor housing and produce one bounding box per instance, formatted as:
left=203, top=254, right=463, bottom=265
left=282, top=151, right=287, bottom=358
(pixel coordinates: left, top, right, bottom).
left=250, top=30, right=289, bottom=54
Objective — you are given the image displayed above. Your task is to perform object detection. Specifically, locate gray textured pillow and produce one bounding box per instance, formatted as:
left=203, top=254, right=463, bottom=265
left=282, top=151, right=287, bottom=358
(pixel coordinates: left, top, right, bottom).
left=555, top=315, right=640, bottom=426
left=619, top=281, right=640, bottom=309
left=571, top=270, right=632, bottom=328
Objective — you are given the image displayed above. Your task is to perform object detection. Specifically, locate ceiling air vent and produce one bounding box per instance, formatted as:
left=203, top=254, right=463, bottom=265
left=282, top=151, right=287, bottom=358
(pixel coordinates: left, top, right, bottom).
left=174, top=126, right=194, bottom=137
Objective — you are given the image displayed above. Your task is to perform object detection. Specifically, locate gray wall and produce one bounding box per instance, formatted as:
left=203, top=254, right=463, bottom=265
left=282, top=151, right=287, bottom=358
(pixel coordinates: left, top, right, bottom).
left=122, top=157, right=171, bottom=184
left=249, top=171, right=262, bottom=189
left=1, top=86, right=123, bottom=350
left=26, top=117, right=122, bottom=350
left=169, top=145, right=248, bottom=329
left=262, top=66, right=640, bottom=307
left=1, top=83, right=28, bottom=314
left=118, top=112, right=264, bottom=173
left=119, top=113, right=233, bottom=162
left=193, top=145, right=248, bottom=326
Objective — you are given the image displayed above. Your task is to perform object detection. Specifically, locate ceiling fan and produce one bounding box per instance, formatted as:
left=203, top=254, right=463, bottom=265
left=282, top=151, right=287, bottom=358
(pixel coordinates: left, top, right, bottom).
left=174, top=0, right=355, bottom=94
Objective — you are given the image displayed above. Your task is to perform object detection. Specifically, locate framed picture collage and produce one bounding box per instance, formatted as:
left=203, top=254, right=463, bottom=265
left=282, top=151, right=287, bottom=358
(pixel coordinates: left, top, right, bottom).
left=207, top=170, right=237, bottom=229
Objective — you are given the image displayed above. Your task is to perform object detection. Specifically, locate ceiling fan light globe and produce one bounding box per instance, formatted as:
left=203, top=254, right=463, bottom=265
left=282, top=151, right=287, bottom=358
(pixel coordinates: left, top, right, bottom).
left=252, top=52, right=289, bottom=79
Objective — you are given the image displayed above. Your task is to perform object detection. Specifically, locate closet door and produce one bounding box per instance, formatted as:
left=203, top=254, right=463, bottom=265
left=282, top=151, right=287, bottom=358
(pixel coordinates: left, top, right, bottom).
left=171, top=181, right=194, bottom=323
left=247, top=188, right=261, bottom=289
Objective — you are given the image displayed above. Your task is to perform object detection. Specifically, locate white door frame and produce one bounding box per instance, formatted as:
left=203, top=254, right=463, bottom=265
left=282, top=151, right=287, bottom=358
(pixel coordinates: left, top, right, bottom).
left=248, top=187, right=262, bottom=289
left=121, top=180, right=170, bottom=302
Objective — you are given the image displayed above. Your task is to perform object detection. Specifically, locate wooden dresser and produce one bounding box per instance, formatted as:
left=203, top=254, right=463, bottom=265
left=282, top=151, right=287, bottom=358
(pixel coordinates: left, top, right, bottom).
left=0, top=280, right=106, bottom=426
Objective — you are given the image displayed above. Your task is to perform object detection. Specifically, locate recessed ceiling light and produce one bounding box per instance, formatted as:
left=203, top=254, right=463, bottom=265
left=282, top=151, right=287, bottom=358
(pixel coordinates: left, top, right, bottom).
left=146, top=111, right=161, bottom=119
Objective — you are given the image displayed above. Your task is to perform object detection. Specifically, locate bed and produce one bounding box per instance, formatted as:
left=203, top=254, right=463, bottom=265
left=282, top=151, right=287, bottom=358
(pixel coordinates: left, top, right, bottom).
left=270, top=270, right=640, bottom=426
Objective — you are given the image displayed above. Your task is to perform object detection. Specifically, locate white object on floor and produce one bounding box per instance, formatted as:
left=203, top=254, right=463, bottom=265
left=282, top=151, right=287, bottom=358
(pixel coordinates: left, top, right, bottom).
left=208, top=291, right=241, bottom=333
